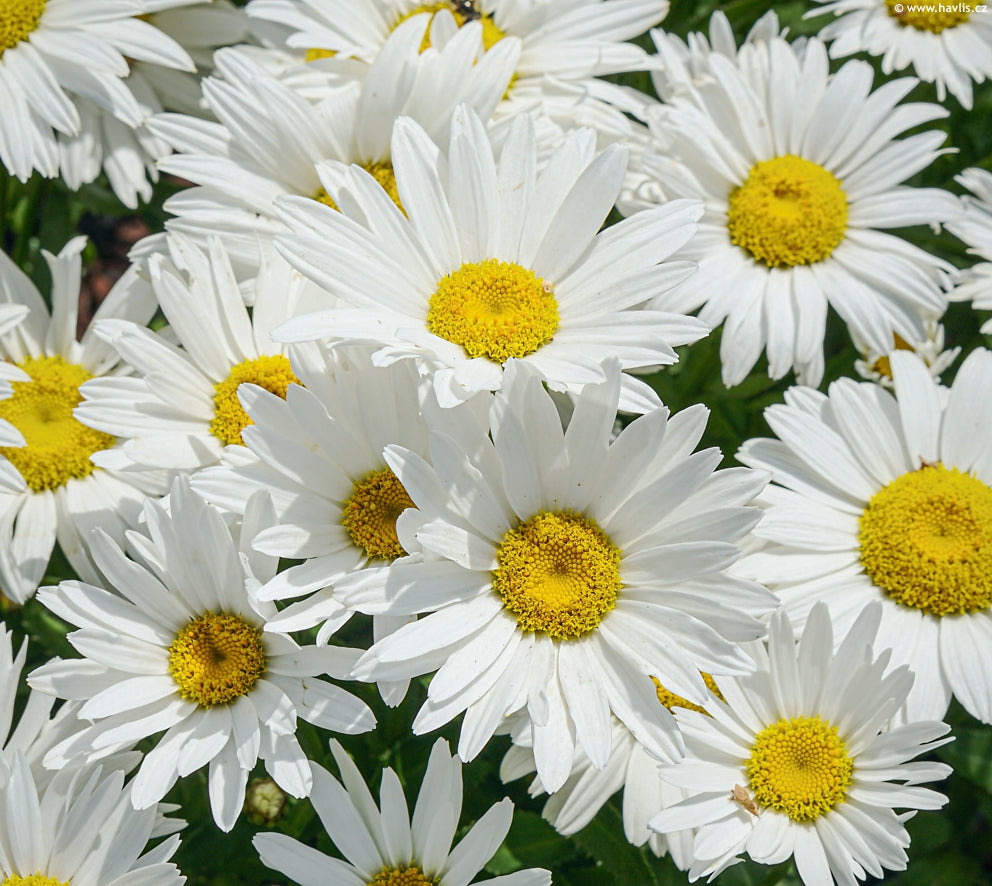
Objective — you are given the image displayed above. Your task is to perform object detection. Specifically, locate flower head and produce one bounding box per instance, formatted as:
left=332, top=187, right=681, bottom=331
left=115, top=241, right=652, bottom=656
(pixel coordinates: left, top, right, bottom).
left=651, top=604, right=952, bottom=885
left=254, top=737, right=550, bottom=886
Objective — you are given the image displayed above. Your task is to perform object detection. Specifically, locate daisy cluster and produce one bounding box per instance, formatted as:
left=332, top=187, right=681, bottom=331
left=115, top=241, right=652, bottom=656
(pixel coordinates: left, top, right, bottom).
left=0, top=1, right=990, bottom=886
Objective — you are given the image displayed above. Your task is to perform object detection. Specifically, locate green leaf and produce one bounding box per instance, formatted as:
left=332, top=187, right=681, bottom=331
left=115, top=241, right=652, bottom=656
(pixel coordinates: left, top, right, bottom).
left=570, top=803, right=660, bottom=886
left=938, top=727, right=992, bottom=794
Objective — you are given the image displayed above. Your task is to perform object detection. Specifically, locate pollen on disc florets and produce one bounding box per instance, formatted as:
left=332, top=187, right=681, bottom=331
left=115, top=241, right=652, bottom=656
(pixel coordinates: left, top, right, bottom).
left=369, top=866, right=438, bottom=886
left=727, top=154, right=848, bottom=268
left=652, top=672, right=724, bottom=714
left=341, top=467, right=415, bottom=561
left=426, top=259, right=560, bottom=364
left=1, top=875, right=68, bottom=886
left=0, top=355, right=115, bottom=492
left=396, top=2, right=506, bottom=52
left=210, top=355, right=300, bottom=447
left=0, top=0, right=45, bottom=55
left=168, top=612, right=266, bottom=707
left=885, top=0, right=972, bottom=32
left=746, top=715, right=854, bottom=823
left=493, top=511, right=622, bottom=642
left=859, top=463, right=992, bottom=616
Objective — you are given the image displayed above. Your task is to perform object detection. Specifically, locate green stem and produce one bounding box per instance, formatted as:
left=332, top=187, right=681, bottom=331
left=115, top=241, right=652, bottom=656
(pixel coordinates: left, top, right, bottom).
left=12, top=174, right=47, bottom=268
left=0, top=166, right=9, bottom=255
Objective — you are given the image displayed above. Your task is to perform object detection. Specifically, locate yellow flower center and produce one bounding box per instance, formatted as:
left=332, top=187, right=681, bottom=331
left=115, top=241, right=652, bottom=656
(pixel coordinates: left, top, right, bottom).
left=746, top=715, right=854, bottom=823
left=368, top=867, right=437, bottom=886
left=314, top=161, right=403, bottom=213
left=727, top=155, right=848, bottom=268
left=168, top=613, right=266, bottom=707
left=869, top=332, right=914, bottom=380
left=0, top=355, right=115, bottom=492
left=340, top=467, right=415, bottom=561
left=305, top=47, right=337, bottom=61
left=859, top=463, right=992, bottom=616
left=493, top=511, right=621, bottom=642
left=426, top=259, right=559, bottom=364
left=0, top=0, right=45, bottom=55
left=652, top=672, right=724, bottom=714
left=209, top=355, right=300, bottom=447
left=396, top=2, right=506, bottom=52
left=1, top=875, right=67, bottom=886
left=885, top=0, right=972, bottom=32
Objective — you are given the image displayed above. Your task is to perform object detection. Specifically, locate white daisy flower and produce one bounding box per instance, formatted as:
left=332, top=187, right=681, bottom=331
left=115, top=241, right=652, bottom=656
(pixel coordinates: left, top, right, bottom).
left=0, top=0, right=197, bottom=188
left=336, top=359, right=774, bottom=792
left=0, top=236, right=164, bottom=603
left=254, top=737, right=551, bottom=886
left=946, top=167, right=992, bottom=331
left=191, top=346, right=490, bottom=705
left=630, top=33, right=959, bottom=387
left=0, top=751, right=186, bottom=886
left=76, top=236, right=323, bottom=476
left=28, top=479, right=376, bottom=832
left=147, top=15, right=518, bottom=280
left=650, top=604, right=951, bottom=885
left=852, top=319, right=959, bottom=388
left=501, top=673, right=726, bottom=868
left=275, top=104, right=707, bottom=412
left=806, top=0, right=992, bottom=110
left=737, top=347, right=992, bottom=724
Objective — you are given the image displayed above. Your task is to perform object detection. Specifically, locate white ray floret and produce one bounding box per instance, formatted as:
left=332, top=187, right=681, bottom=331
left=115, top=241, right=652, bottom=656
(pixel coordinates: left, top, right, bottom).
left=650, top=604, right=951, bottom=886
left=738, top=348, right=992, bottom=724
left=28, top=479, right=376, bottom=832
left=334, top=359, right=775, bottom=792
left=946, top=167, right=992, bottom=331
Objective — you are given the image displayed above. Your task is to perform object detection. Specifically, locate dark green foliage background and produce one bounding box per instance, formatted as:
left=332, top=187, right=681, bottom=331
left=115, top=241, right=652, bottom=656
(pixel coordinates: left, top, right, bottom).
left=2, top=0, right=991, bottom=884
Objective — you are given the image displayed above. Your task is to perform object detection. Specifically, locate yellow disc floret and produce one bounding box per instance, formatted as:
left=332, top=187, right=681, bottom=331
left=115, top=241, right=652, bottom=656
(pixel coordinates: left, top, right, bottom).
left=0, top=355, right=114, bottom=492
left=396, top=3, right=506, bottom=52
left=493, top=511, right=622, bottom=641
left=885, top=0, right=972, bottom=32
left=168, top=613, right=266, bottom=707
left=869, top=332, right=915, bottom=380
left=1, top=875, right=68, bottom=886
left=859, top=463, right=992, bottom=616
left=314, top=161, right=403, bottom=213
left=0, top=0, right=45, bottom=55
left=652, top=672, right=724, bottom=714
left=210, top=355, right=300, bottom=447
left=746, top=715, right=854, bottom=822
left=1, top=875, right=67, bottom=886
left=426, top=259, right=559, bottom=364
left=727, top=155, right=848, bottom=268
left=305, top=47, right=337, bottom=61
left=369, top=867, right=438, bottom=886
left=341, top=467, right=415, bottom=561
